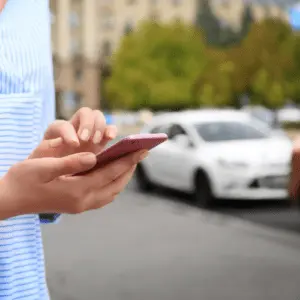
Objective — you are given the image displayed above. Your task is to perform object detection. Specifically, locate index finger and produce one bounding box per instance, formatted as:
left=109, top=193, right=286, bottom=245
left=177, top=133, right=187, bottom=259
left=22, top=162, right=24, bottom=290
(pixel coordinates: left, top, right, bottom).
left=44, top=120, right=79, bottom=147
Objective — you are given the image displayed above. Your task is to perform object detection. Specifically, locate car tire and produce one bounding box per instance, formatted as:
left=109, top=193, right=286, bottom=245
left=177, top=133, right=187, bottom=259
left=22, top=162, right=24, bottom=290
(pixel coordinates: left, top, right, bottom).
left=194, top=170, right=215, bottom=208
left=135, top=163, right=154, bottom=192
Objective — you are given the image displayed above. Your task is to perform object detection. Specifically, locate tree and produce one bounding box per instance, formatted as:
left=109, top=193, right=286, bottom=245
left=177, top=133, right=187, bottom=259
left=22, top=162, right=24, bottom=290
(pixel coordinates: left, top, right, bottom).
left=193, top=60, right=235, bottom=107
left=224, top=18, right=294, bottom=105
left=105, top=21, right=208, bottom=110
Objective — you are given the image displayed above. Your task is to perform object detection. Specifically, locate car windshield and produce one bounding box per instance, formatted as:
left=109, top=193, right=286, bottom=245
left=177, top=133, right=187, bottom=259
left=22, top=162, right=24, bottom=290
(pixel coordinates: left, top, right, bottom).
left=195, top=121, right=270, bottom=142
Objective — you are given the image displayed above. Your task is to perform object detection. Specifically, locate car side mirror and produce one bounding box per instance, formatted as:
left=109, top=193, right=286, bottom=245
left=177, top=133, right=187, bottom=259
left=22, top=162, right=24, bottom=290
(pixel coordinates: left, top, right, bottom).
left=173, top=134, right=192, bottom=148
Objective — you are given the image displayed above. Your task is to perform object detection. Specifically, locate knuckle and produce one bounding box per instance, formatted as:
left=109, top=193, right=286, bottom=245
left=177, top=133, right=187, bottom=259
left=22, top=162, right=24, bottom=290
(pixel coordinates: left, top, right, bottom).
left=79, top=107, right=92, bottom=116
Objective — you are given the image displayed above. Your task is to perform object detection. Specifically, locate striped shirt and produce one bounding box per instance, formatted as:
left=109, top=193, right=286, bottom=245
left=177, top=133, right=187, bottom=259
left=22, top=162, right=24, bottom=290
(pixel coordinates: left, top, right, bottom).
left=0, top=0, right=60, bottom=298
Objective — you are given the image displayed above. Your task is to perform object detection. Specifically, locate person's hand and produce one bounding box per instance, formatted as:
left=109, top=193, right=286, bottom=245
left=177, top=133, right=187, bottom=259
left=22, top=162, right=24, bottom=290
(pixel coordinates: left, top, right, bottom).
left=37, top=107, right=117, bottom=158
left=289, top=137, right=300, bottom=201
left=0, top=0, right=7, bottom=13
left=0, top=138, right=148, bottom=219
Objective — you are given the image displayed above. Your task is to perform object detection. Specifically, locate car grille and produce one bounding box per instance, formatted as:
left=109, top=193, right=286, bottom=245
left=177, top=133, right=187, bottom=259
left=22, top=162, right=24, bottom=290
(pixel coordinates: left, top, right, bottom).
left=248, top=175, right=289, bottom=189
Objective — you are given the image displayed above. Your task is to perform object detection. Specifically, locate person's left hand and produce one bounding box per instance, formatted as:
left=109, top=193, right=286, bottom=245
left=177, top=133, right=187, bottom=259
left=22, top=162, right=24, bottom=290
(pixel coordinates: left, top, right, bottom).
left=30, top=107, right=117, bottom=159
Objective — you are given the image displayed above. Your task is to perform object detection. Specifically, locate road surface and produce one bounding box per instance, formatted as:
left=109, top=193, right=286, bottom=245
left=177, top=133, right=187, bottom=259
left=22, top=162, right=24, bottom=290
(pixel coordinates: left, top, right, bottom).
left=42, top=182, right=300, bottom=300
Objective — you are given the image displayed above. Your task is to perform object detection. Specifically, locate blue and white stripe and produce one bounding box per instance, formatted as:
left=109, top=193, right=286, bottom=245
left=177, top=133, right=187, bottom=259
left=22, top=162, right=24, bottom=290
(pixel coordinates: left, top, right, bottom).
left=0, top=0, right=60, bottom=298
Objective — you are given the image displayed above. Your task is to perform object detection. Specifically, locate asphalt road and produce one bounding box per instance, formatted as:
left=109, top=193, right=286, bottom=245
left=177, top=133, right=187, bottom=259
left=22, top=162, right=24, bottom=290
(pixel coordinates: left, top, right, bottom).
left=153, top=186, right=300, bottom=234
left=42, top=181, right=300, bottom=300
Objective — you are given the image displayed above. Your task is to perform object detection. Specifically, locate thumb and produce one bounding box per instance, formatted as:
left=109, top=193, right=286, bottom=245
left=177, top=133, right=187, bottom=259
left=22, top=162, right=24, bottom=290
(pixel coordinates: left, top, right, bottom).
left=31, top=152, right=97, bottom=182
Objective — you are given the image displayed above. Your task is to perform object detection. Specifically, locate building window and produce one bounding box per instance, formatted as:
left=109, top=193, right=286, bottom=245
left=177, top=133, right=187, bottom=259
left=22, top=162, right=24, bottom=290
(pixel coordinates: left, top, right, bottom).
left=102, top=41, right=112, bottom=57
left=149, top=11, right=159, bottom=21
left=69, top=11, right=80, bottom=28
left=50, top=12, right=56, bottom=24
left=172, top=0, right=181, bottom=6
left=70, top=39, right=81, bottom=55
left=75, top=68, right=83, bottom=80
left=220, top=0, right=230, bottom=9
left=124, top=22, right=133, bottom=34
left=101, top=9, right=115, bottom=30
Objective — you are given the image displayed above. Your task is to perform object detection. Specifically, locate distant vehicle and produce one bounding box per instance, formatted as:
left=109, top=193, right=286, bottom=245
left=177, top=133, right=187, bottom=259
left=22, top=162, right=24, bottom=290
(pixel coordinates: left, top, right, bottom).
left=277, top=107, right=300, bottom=124
left=242, top=106, right=288, bottom=137
left=136, top=110, right=292, bottom=207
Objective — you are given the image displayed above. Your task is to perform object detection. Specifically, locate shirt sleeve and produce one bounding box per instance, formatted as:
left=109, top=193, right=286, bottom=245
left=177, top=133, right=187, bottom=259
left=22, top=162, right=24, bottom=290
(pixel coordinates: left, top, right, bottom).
left=39, top=213, right=62, bottom=224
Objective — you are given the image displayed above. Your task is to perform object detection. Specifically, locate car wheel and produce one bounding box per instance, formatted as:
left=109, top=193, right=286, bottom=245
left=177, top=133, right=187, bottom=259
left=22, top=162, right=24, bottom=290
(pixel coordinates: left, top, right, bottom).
left=135, top=164, right=154, bottom=192
left=194, top=170, right=214, bottom=208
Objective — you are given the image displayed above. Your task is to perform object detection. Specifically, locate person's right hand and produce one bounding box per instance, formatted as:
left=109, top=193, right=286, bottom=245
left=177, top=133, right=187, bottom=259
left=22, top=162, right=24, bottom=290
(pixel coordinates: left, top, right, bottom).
left=0, top=141, right=148, bottom=219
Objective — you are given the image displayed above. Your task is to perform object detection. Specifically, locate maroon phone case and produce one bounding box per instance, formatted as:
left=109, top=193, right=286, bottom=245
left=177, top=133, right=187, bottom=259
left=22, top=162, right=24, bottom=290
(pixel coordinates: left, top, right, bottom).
left=74, top=133, right=168, bottom=176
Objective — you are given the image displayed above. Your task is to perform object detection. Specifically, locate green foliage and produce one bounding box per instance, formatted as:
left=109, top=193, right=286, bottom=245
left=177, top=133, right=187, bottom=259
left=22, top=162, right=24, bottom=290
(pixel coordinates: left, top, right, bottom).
left=104, top=16, right=300, bottom=111
left=105, top=21, right=208, bottom=110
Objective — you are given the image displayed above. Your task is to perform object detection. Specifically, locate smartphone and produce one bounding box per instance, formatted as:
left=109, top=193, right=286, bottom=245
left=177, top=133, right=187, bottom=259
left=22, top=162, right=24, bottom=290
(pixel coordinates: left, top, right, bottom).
left=74, top=133, right=168, bottom=176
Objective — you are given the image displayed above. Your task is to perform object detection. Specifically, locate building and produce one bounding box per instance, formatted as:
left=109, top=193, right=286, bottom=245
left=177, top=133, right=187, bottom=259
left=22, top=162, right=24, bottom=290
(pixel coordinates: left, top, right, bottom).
left=209, top=0, right=289, bottom=31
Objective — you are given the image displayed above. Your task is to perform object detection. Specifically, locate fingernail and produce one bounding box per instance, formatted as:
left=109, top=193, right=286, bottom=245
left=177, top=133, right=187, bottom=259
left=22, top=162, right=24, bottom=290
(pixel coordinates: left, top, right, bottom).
left=69, top=137, right=80, bottom=147
left=80, top=129, right=90, bottom=141
left=107, top=128, right=116, bottom=139
left=79, top=153, right=96, bottom=165
left=134, top=150, right=149, bottom=162
left=49, top=137, right=63, bottom=148
left=93, top=131, right=102, bottom=144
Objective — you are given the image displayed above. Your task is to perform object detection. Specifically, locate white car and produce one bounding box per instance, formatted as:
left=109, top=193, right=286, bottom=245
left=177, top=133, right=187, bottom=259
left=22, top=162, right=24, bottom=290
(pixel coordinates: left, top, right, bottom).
left=136, top=110, right=293, bottom=207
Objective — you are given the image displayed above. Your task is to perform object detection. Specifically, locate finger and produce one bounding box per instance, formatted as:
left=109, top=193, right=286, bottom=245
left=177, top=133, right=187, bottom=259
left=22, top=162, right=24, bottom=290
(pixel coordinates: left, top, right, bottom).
left=84, top=150, right=148, bottom=188
left=87, top=165, right=137, bottom=210
left=30, top=152, right=97, bottom=182
left=92, top=125, right=118, bottom=153
left=44, top=120, right=79, bottom=147
left=70, top=107, right=95, bottom=142
left=104, top=125, right=118, bottom=140
left=92, top=110, right=106, bottom=144
left=29, top=138, right=64, bottom=159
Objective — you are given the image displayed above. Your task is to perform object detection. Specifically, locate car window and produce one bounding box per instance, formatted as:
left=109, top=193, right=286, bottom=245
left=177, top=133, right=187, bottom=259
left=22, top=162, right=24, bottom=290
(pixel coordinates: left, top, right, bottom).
left=150, top=124, right=170, bottom=134
left=195, top=121, right=269, bottom=142
left=168, top=124, right=188, bottom=140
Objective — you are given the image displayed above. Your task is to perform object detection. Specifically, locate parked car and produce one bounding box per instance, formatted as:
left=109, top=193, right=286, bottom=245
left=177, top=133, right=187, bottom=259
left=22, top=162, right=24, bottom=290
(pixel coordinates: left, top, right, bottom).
left=136, top=110, right=292, bottom=207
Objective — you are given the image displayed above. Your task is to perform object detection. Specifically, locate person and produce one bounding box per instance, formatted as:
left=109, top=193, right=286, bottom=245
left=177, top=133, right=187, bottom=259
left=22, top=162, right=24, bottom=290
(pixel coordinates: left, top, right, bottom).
left=0, top=0, right=148, bottom=299
left=289, top=137, right=300, bottom=203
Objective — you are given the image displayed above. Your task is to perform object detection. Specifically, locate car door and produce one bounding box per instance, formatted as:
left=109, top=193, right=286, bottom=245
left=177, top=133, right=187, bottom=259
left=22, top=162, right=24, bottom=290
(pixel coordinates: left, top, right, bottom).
left=159, top=124, right=197, bottom=190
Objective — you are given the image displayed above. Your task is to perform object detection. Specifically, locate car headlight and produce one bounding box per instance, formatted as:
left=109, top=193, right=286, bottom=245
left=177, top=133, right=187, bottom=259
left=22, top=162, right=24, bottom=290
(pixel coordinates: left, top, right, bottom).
left=217, top=159, right=249, bottom=169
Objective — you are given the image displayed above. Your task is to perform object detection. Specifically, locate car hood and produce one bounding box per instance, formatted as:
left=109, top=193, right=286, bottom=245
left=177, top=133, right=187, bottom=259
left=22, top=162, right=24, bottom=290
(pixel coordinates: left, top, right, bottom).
left=203, top=137, right=293, bottom=165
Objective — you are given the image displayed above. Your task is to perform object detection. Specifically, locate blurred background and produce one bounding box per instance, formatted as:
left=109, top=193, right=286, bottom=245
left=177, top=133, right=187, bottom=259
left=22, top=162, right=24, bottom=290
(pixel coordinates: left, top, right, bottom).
left=44, top=1, right=300, bottom=299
